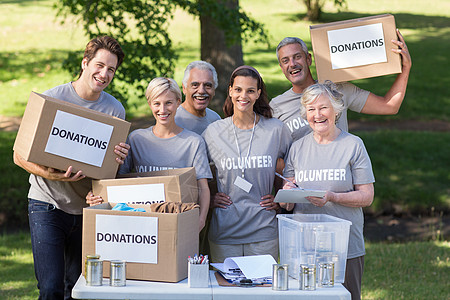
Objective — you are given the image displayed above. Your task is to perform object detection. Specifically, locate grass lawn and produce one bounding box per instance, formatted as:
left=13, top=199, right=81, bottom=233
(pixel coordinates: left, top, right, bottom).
left=0, top=232, right=448, bottom=299
left=362, top=240, right=450, bottom=299
left=0, top=233, right=38, bottom=300
left=358, top=130, right=450, bottom=213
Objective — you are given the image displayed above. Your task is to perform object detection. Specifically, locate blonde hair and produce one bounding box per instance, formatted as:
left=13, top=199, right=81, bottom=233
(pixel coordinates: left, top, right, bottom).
left=300, top=80, right=345, bottom=121
left=145, top=77, right=181, bottom=103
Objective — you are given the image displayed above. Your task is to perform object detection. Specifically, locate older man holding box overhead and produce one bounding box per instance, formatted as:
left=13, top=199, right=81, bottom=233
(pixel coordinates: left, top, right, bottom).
left=270, top=31, right=411, bottom=142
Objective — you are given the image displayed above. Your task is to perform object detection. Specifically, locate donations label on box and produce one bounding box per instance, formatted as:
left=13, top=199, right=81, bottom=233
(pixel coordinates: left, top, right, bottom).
left=45, top=110, right=114, bottom=167
left=82, top=203, right=199, bottom=282
left=92, top=167, right=198, bottom=205
left=13, top=92, right=130, bottom=179
left=106, top=183, right=166, bottom=205
left=310, top=14, right=401, bottom=83
left=96, top=214, right=158, bottom=264
left=328, top=23, right=387, bottom=70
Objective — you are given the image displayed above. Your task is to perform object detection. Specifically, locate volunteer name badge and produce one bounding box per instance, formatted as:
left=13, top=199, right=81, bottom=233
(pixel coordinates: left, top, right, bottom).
left=45, top=110, right=114, bottom=167
left=96, top=214, right=158, bottom=264
left=327, top=23, right=387, bottom=70
left=106, top=183, right=166, bottom=205
left=234, top=176, right=252, bottom=193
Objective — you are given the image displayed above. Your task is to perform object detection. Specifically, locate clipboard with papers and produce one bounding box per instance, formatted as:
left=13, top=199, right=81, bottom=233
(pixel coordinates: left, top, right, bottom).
left=274, top=188, right=326, bottom=204
left=211, top=255, right=275, bottom=284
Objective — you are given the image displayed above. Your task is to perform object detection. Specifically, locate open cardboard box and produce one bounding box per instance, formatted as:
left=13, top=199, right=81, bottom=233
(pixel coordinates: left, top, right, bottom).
left=310, top=14, right=402, bottom=83
left=92, top=167, right=198, bottom=205
left=82, top=202, right=199, bottom=282
left=13, top=92, right=130, bottom=179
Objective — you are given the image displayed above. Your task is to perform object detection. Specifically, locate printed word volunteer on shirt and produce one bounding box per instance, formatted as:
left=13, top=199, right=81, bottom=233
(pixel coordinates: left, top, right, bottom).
left=296, top=168, right=346, bottom=182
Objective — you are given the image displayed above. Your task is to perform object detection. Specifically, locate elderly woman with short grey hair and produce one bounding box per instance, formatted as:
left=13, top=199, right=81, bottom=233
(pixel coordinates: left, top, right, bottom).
left=280, top=80, right=375, bottom=300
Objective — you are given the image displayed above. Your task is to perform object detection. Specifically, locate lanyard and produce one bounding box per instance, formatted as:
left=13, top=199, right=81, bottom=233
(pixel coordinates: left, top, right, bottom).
left=232, top=112, right=256, bottom=179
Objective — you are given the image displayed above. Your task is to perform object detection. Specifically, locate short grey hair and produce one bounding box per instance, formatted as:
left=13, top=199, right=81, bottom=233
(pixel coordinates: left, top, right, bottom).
left=182, top=60, right=218, bottom=89
left=300, top=80, right=345, bottom=122
left=276, top=37, right=309, bottom=62
left=145, top=77, right=181, bottom=103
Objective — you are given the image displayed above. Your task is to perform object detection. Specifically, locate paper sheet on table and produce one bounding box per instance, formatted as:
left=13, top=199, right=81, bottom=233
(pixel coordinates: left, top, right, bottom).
left=274, top=188, right=326, bottom=203
left=211, top=255, right=276, bottom=279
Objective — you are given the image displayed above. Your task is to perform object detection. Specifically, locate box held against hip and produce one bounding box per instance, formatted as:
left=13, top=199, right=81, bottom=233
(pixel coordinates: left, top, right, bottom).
left=13, top=91, right=130, bottom=179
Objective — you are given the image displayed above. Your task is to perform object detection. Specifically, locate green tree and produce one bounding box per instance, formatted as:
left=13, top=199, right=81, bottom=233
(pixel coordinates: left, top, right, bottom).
left=54, top=0, right=268, bottom=112
left=301, top=0, right=347, bottom=21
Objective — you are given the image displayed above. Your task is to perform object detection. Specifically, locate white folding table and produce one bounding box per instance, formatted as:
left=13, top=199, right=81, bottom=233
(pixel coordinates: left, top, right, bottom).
left=72, top=275, right=211, bottom=300
left=72, top=271, right=351, bottom=300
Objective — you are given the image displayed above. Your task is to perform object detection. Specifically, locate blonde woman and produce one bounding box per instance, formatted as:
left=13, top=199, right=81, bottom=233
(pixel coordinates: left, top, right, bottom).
left=88, top=77, right=212, bottom=231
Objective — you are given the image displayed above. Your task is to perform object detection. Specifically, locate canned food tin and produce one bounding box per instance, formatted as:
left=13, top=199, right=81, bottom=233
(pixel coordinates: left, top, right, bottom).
left=299, top=264, right=316, bottom=290
left=110, top=260, right=126, bottom=287
left=318, top=262, right=335, bottom=288
left=272, top=264, right=289, bottom=291
left=85, top=254, right=100, bottom=276
left=86, top=259, right=103, bottom=286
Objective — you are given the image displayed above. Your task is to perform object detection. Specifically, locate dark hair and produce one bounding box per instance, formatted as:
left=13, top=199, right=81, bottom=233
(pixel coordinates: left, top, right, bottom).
left=78, top=36, right=125, bottom=78
left=223, top=66, right=272, bottom=118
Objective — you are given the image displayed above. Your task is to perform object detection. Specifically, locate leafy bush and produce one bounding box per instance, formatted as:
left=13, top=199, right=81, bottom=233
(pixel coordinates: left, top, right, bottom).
left=0, top=132, right=30, bottom=231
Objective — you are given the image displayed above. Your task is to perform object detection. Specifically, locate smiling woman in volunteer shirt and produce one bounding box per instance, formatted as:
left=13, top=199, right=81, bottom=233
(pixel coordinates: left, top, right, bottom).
left=280, top=81, right=375, bottom=300
left=87, top=77, right=212, bottom=231
left=202, top=66, right=292, bottom=262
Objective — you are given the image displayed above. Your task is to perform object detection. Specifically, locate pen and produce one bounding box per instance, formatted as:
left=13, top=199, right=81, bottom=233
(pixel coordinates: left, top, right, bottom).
left=275, top=172, right=299, bottom=188
left=188, top=254, right=209, bottom=264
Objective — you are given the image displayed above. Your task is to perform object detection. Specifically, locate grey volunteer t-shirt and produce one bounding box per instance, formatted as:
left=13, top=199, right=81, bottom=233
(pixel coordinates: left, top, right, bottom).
left=202, top=116, right=292, bottom=245
left=270, top=82, right=370, bottom=141
left=175, top=105, right=221, bottom=135
left=119, top=126, right=212, bottom=180
left=28, top=82, right=126, bottom=215
left=284, top=131, right=375, bottom=259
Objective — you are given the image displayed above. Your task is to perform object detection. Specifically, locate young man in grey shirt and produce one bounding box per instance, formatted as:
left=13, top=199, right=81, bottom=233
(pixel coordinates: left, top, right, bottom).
left=13, top=36, right=129, bottom=300
left=175, top=61, right=221, bottom=135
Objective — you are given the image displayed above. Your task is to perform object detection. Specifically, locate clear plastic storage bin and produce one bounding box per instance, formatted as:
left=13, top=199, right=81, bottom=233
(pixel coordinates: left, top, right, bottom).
left=277, top=214, right=351, bottom=283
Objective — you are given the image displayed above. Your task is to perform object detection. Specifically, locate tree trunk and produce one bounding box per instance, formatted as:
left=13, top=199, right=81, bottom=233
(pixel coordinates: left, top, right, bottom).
left=303, top=0, right=322, bottom=21
left=200, top=0, right=244, bottom=114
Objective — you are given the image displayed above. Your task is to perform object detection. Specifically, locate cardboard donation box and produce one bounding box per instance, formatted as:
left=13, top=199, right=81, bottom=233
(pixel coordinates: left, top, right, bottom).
left=13, top=92, right=130, bottom=179
left=92, top=167, right=198, bottom=205
left=82, top=202, right=199, bottom=282
left=310, top=14, right=401, bottom=82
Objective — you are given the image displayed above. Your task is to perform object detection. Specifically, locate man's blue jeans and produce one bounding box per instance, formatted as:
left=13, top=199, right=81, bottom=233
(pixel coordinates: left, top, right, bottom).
left=28, top=199, right=82, bottom=300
